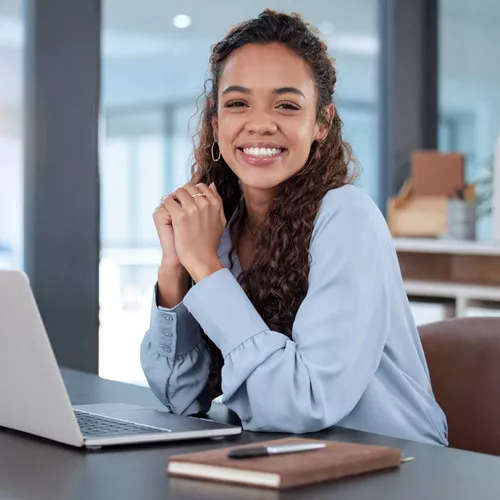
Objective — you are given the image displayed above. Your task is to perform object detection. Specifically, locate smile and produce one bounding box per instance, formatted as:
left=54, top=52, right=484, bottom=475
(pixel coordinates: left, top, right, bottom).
left=241, top=147, right=283, bottom=157
left=236, top=144, right=287, bottom=167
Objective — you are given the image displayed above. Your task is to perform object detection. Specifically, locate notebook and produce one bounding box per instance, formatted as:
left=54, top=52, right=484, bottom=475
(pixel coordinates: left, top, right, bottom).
left=167, top=437, right=405, bottom=490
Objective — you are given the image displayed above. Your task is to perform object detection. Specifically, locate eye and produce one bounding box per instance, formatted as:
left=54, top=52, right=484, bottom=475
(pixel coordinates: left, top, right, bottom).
left=276, top=101, right=300, bottom=111
left=225, top=100, right=248, bottom=108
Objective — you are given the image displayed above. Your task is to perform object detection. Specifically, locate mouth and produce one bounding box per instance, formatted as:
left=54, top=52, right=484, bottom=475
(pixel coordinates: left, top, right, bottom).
left=236, top=143, right=288, bottom=167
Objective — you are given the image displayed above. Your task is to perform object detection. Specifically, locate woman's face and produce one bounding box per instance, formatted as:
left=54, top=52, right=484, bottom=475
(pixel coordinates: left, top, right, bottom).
left=214, top=42, right=328, bottom=193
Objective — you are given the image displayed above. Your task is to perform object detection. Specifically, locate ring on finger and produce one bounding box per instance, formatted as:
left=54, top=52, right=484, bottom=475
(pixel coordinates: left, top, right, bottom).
left=191, top=193, right=207, bottom=201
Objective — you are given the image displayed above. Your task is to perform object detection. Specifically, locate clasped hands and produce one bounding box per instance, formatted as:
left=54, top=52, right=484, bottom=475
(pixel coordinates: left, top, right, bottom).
left=155, top=182, right=226, bottom=283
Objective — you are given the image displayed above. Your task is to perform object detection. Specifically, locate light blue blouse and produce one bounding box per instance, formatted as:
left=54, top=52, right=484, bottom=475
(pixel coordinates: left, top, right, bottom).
left=141, top=185, right=448, bottom=445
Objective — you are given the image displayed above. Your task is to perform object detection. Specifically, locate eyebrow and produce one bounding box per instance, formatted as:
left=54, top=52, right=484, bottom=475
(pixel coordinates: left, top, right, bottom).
left=221, top=85, right=305, bottom=98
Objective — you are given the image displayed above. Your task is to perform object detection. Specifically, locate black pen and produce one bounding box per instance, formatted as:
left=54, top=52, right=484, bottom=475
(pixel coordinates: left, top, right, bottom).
left=228, top=442, right=326, bottom=459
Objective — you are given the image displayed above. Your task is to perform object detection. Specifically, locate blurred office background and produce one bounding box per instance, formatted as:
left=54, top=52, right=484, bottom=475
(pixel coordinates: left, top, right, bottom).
left=1, top=0, right=499, bottom=385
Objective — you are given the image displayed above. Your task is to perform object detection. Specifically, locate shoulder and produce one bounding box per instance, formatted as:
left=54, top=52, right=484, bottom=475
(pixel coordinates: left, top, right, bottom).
left=315, top=185, right=387, bottom=230
left=318, top=184, right=382, bottom=220
left=311, top=185, right=392, bottom=249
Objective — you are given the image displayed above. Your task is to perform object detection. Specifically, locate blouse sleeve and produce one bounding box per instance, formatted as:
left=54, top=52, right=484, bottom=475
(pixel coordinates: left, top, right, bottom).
left=140, top=285, right=212, bottom=415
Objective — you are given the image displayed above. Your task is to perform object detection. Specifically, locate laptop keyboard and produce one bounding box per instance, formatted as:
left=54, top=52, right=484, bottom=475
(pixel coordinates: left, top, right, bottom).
left=74, top=410, right=170, bottom=437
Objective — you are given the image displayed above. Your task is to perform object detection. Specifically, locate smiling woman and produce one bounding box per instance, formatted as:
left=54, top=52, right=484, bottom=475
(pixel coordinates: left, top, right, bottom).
left=140, top=10, right=448, bottom=445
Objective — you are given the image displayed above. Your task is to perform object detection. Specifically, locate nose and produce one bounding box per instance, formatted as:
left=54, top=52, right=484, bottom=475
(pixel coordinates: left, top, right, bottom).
left=245, top=109, right=277, bottom=135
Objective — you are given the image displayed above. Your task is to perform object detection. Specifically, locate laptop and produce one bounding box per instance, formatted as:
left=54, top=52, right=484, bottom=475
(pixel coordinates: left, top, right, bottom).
left=0, top=269, right=242, bottom=448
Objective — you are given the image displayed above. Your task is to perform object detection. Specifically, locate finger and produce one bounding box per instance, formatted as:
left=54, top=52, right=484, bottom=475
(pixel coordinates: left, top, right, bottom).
left=173, top=187, right=198, bottom=211
left=159, top=196, right=173, bottom=220
left=207, top=183, right=224, bottom=219
left=209, top=182, right=223, bottom=204
left=160, top=204, right=172, bottom=224
left=197, top=183, right=226, bottom=227
left=154, top=200, right=170, bottom=216
left=182, top=182, right=201, bottom=196
left=194, top=183, right=218, bottom=205
left=184, top=182, right=210, bottom=207
left=164, top=195, right=184, bottom=222
left=159, top=198, right=171, bottom=213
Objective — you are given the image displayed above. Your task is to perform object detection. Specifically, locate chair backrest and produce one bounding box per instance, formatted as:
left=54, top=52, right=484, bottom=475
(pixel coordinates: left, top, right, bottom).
left=419, top=317, right=500, bottom=456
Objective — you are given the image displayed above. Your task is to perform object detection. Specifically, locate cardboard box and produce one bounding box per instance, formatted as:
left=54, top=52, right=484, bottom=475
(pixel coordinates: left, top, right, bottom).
left=388, top=196, right=448, bottom=237
left=387, top=178, right=475, bottom=238
left=412, top=151, right=465, bottom=197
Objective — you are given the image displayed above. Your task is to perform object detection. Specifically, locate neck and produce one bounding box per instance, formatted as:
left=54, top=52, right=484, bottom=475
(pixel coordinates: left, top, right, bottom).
left=241, top=185, right=276, bottom=229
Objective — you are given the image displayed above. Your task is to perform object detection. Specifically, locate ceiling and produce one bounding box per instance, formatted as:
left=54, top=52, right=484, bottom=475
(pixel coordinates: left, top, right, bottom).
left=102, top=0, right=377, bottom=38
left=0, top=0, right=499, bottom=110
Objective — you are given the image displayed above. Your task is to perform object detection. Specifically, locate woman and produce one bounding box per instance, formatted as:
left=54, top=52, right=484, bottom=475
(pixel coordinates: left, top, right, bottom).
left=141, top=10, right=447, bottom=445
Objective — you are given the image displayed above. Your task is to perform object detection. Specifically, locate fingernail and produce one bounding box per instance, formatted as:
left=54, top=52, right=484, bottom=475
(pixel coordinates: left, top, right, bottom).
left=195, top=183, right=202, bottom=187
left=209, top=182, right=215, bottom=189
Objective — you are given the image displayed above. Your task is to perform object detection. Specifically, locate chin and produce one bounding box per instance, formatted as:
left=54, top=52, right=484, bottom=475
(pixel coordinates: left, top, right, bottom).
left=238, top=172, right=287, bottom=191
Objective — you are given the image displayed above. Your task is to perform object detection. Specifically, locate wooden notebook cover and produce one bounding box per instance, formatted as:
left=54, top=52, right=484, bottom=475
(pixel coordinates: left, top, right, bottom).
left=167, top=437, right=402, bottom=490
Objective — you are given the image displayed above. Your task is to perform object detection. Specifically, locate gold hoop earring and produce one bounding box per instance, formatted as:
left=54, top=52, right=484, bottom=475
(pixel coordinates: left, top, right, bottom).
left=211, top=140, right=221, bottom=162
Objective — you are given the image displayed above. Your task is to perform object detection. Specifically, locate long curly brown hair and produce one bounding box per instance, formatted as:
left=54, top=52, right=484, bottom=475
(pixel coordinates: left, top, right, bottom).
left=190, top=10, right=356, bottom=398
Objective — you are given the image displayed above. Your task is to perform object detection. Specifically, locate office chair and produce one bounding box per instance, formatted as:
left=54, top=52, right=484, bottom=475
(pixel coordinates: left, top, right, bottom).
left=419, top=317, right=500, bottom=456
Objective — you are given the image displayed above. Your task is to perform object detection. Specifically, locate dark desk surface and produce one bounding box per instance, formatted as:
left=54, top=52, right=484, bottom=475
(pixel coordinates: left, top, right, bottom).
left=1, top=369, right=499, bottom=500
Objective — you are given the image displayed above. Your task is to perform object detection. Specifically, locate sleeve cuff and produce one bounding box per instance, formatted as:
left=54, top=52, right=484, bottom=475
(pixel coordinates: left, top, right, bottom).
left=183, top=268, right=269, bottom=357
left=150, top=284, right=201, bottom=356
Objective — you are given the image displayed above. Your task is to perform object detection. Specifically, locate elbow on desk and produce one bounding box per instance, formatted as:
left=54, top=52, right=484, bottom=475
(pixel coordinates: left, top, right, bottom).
left=225, top=381, right=351, bottom=434
left=242, top=416, right=337, bottom=434
left=240, top=405, right=340, bottom=434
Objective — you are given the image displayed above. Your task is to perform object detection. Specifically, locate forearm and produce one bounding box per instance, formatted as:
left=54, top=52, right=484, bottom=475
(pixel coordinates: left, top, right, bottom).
left=181, top=268, right=383, bottom=434
left=157, top=263, right=190, bottom=308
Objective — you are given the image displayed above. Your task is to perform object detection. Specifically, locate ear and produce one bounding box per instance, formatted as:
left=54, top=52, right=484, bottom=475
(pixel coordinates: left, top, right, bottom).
left=314, top=104, right=335, bottom=143
left=211, top=115, right=219, bottom=141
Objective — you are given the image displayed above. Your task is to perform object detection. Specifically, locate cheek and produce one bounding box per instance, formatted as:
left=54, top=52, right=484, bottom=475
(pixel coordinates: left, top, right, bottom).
left=216, top=116, right=240, bottom=174
left=216, top=114, right=237, bottom=144
left=284, top=112, right=316, bottom=139
left=285, top=119, right=316, bottom=155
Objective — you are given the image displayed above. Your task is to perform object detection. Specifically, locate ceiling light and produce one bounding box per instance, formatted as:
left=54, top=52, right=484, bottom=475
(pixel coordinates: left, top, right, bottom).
left=173, top=14, right=191, bottom=29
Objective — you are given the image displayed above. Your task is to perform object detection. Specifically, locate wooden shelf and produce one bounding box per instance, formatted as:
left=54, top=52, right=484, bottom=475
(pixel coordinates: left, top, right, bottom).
left=394, top=238, right=500, bottom=256
left=394, top=238, right=500, bottom=318
left=404, top=279, right=500, bottom=316
left=404, top=280, right=500, bottom=301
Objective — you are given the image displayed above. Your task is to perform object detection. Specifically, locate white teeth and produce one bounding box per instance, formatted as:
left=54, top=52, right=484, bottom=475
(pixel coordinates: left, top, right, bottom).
left=242, top=147, right=282, bottom=157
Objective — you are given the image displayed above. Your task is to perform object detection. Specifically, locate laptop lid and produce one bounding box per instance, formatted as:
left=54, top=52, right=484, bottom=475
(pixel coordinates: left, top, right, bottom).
left=0, top=270, right=84, bottom=447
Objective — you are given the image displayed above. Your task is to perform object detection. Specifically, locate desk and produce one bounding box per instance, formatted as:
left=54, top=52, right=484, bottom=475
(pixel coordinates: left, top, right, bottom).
left=1, top=369, right=499, bottom=500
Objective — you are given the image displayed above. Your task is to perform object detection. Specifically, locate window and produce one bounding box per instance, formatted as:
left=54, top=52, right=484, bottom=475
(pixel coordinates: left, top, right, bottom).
left=0, top=1, right=24, bottom=270
left=100, top=0, right=380, bottom=384
left=439, top=0, right=500, bottom=240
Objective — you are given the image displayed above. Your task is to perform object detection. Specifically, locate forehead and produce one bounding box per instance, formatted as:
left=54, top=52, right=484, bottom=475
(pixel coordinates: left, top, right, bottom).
left=218, top=43, right=316, bottom=98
